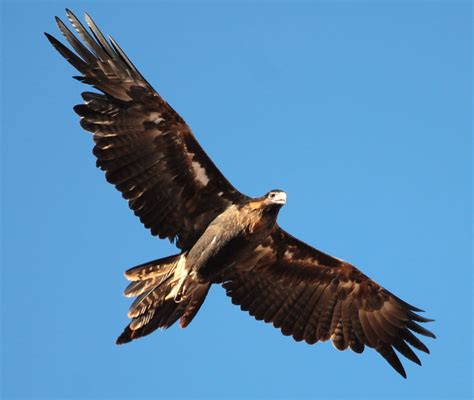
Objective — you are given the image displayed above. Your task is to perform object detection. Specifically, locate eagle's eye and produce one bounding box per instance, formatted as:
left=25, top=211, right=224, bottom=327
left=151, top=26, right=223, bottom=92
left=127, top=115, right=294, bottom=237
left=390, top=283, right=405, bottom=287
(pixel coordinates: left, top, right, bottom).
left=269, top=193, right=276, bottom=198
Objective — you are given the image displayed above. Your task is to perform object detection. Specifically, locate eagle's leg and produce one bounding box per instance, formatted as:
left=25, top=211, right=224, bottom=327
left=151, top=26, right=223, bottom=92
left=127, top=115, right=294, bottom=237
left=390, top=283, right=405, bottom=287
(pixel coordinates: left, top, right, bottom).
left=174, top=269, right=201, bottom=303
left=174, top=279, right=188, bottom=302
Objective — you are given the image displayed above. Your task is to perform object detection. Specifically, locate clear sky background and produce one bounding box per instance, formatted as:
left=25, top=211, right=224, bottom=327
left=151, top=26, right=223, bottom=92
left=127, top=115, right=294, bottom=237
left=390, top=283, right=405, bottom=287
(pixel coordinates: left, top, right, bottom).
left=1, top=1, right=472, bottom=399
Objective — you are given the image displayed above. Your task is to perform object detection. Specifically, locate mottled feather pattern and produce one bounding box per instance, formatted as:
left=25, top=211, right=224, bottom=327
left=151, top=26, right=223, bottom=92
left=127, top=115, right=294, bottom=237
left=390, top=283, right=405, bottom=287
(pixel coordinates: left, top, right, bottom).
left=223, top=227, right=435, bottom=378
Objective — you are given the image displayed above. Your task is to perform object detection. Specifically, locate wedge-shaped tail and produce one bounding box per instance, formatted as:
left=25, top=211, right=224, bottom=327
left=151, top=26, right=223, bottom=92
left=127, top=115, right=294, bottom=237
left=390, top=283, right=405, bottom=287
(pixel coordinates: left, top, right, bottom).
left=117, top=254, right=210, bottom=344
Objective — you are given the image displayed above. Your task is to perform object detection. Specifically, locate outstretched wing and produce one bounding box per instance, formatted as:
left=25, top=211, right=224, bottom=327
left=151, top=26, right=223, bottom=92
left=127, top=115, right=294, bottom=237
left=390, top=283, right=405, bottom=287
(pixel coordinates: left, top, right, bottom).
left=45, top=10, right=247, bottom=249
left=222, top=227, right=435, bottom=378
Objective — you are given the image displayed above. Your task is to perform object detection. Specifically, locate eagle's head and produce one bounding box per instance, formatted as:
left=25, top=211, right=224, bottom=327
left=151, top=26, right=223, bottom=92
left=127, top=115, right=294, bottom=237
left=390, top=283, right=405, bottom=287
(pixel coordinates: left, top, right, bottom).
left=265, top=190, right=287, bottom=205
left=248, top=190, right=287, bottom=212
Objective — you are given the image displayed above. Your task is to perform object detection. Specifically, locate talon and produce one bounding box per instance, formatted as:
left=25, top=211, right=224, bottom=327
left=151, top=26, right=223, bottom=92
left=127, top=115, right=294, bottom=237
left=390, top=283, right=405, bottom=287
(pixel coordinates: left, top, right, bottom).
left=174, top=285, right=187, bottom=303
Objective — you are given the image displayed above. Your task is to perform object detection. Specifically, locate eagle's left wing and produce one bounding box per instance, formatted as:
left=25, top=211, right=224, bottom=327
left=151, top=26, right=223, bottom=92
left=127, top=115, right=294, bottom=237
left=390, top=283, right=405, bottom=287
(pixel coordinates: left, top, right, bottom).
left=222, top=227, right=435, bottom=378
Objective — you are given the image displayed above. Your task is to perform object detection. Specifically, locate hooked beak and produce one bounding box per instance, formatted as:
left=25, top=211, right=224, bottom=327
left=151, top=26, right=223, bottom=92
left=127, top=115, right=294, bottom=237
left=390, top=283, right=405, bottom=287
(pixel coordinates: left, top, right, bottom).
left=272, top=192, right=287, bottom=205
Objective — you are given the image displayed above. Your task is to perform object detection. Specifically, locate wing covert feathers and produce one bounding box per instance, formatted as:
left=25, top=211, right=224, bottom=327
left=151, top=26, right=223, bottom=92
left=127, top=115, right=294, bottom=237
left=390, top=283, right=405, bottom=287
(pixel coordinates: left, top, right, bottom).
left=222, top=227, right=435, bottom=378
left=46, top=10, right=247, bottom=250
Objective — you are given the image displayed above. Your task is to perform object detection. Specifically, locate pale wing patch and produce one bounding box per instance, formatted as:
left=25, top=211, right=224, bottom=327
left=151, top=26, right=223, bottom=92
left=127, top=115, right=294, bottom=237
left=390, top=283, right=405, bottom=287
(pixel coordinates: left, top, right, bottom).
left=191, top=159, right=210, bottom=186
left=284, top=249, right=294, bottom=258
left=284, top=247, right=317, bottom=264
left=147, top=111, right=163, bottom=124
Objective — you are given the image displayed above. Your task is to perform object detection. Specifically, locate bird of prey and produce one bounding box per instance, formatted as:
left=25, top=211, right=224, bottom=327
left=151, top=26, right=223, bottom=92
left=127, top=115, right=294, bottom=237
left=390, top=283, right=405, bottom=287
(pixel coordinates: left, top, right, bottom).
left=46, top=10, right=435, bottom=378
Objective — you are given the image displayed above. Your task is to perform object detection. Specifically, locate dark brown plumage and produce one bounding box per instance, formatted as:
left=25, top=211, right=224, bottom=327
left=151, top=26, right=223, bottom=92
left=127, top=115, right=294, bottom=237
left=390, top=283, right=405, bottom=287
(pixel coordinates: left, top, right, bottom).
left=46, top=10, right=435, bottom=378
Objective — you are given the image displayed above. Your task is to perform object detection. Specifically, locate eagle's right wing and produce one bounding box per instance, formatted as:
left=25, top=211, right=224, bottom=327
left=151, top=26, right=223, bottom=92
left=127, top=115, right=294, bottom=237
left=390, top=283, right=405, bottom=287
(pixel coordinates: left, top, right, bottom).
left=223, top=226, right=435, bottom=378
left=46, top=10, right=248, bottom=250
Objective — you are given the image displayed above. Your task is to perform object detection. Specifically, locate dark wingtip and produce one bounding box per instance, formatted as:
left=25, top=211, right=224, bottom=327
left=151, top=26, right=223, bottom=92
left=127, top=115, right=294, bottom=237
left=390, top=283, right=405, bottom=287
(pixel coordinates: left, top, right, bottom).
left=408, top=320, right=437, bottom=339
left=391, top=358, right=407, bottom=379
left=44, top=32, right=62, bottom=50
left=408, top=310, right=435, bottom=323
left=392, top=357, right=407, bottom=379
left=394, top=361, right=407, bottom=379
left=44, top=32, right=63, bottom=49
left=54, top=16, right=67, bottom=31
left=73, top=104, right=87, bottom=116
left=116, top=328, right=132, bottom=345
left=426, top=331, right=436, bottom=339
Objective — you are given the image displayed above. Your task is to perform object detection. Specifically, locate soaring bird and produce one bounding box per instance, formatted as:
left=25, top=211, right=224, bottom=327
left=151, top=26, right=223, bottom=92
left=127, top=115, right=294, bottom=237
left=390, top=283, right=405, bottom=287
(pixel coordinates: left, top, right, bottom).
left=46, top=10, right=435, bottom=378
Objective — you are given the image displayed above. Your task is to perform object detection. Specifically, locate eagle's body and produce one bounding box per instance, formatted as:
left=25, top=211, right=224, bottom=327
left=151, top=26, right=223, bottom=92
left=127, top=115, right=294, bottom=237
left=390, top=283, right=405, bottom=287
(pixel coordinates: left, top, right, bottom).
left=119, top=191, right=286, bottom=343
left=190, top=192, right=286, bottom=282
left=46, top=10, right=435, bottom=378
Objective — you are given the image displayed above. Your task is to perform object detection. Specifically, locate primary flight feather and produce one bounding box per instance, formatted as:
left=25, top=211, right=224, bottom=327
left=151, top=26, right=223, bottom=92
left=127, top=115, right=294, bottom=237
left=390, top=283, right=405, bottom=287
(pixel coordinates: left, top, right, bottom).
left=46, top=10, right=435, bottom=378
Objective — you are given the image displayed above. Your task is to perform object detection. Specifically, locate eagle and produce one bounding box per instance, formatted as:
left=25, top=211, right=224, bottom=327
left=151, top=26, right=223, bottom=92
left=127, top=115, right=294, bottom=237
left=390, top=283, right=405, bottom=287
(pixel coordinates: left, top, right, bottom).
left=46, top=10, right=435, bottom=378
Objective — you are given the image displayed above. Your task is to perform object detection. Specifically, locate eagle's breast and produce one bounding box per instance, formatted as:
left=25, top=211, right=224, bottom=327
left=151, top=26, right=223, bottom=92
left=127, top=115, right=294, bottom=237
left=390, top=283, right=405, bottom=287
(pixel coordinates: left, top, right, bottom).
left=187, top=201, right=276, bottom=281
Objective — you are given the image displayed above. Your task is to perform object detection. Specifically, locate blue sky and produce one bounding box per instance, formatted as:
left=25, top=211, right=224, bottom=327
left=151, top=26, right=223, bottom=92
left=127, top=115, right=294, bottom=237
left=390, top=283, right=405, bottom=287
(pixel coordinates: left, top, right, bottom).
left=1, top=1, right=472, bottom=399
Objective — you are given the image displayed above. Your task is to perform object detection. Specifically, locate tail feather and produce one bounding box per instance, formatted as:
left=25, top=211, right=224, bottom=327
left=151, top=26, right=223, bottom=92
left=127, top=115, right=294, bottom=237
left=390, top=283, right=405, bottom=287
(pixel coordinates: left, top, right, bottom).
left=124, top=254, right=180, bottom=281
left=180, top=284, right=211, bottom=328
left=116, top=253, right=210, bottom=345
left=124, top=278, right=159, bottom=298
left=129, top=308, right=156, bottom=330
left=127, top=279, right=172, bottom=318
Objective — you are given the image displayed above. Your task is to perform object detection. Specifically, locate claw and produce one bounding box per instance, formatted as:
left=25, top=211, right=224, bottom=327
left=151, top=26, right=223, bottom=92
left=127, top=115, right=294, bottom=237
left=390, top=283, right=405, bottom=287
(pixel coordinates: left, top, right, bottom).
left=174, top=281, right=187, bottom=303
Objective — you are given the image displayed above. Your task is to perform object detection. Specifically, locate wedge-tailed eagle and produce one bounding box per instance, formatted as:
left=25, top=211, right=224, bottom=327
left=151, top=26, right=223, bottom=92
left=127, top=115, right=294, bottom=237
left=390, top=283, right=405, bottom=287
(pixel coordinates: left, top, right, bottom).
left=45, top=10, right=435, bottom=378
